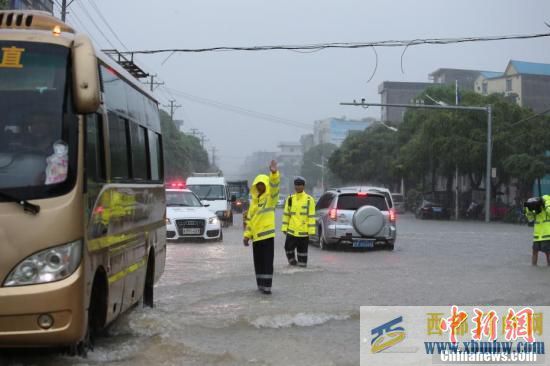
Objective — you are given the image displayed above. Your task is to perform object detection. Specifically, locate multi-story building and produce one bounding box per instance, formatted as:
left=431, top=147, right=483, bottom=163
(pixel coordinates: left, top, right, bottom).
left=313, top=118, right=372, bottom=146
left=429, top=68, right=494, bottom=91
left=276, top=142, right=302, bottom=195
left=378, top=82, right=434, bottom=123
left=380, top=68, right=500, bottom=123
left=475, top=60, right=550, bottom=113
left=299, top=134, right=314, bottom=154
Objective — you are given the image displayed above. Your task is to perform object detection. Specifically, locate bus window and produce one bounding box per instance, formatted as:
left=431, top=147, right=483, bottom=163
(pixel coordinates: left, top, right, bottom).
left=109, top=114, right=129, bottom=180
left=130, top=122, right=148, bottom=180
left=148, top=130, right=161, bottom=181
left=85, top=114, right=105, bottom=182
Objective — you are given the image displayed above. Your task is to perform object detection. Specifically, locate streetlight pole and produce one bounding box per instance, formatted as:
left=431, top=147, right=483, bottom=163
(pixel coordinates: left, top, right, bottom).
left=486, top=105, right=492, bottom=223
left=341, top=101, right=493, bottom=222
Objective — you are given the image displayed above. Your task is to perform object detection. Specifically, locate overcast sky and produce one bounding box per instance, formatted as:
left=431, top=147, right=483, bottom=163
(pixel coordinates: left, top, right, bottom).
left=62, top=0, right=550, bottom=178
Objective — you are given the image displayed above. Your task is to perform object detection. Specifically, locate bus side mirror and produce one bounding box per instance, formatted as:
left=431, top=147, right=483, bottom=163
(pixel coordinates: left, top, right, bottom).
left=72, top=34, right=100, bottom=114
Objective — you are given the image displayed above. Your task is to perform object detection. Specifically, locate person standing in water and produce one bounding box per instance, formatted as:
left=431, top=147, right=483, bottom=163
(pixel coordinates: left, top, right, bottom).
left=243, top=160, right=280, bottom=294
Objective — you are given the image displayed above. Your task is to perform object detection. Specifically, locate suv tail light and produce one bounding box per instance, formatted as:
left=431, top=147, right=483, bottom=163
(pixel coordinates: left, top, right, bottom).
left=329, top=207, right=338, bottom=221
left=389, top=208, right=396, bottom=223
left=357, top=192, right=368, bottom=197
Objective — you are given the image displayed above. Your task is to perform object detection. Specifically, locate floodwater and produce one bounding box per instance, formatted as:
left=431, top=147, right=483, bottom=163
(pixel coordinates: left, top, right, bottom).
left=2, top=212, right=547, bottom=365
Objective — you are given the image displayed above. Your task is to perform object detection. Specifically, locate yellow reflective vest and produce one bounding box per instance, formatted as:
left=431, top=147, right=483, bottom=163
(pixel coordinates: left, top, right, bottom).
left=244, top=171, right=280, bottom=242
left=281, top=191, right=316, bottom=237
left=525, top=195, right=550, bottom=242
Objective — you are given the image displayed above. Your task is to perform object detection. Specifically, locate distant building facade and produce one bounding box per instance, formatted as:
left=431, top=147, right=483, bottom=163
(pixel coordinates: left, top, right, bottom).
left=8, top=0, right=53, bottom=13
left=378, top=82, right=433, bottom=123
left=299, top=133, right=314, bottom=153
left=313, top=118, right=372, bottom=146
left=475, top=60, right=550, bottom=113
left=276, top=142, right=303, bottom=196
left=429, top=68, right=492, bottom=91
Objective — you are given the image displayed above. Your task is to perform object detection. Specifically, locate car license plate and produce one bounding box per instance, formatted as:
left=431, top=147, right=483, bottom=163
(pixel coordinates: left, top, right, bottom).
left=432, top=207, right=442, bottom=212
left=352, top=239, right=374, bottom=248
left=182, top=228, right=201, bottom=235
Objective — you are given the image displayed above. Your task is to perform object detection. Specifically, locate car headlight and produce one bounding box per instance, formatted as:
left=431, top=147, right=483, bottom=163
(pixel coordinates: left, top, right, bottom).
left=166, top=218, right=171, bottom=225
left=208, top=216, right=219, bottom=225
left=3, top=240, right=82, bottom=287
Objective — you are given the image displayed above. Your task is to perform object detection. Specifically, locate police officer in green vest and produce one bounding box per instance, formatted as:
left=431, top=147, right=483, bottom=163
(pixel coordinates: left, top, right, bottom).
left=524, top=195, right=550, bottom=266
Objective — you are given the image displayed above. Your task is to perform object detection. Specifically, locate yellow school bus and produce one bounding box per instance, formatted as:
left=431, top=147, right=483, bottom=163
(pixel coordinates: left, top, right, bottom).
left=0, top=11, right=166, bottom=354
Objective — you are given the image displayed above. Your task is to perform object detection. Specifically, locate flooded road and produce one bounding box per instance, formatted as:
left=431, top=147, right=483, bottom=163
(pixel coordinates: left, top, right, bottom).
left=3, top=212, right=549, bottom=365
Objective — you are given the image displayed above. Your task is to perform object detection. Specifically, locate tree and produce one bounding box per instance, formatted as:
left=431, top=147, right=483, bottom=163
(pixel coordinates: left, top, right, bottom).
left=0, top=0, right=8, bottom=10
left=159, top=110, right=210, bottom=180
left=331, top=84, right=550, bottom=204
left=300, top=143, right=338, bottom=189
left=399, top=85, right=550, bottom=201
left=329, top=126, right=400, bottom=189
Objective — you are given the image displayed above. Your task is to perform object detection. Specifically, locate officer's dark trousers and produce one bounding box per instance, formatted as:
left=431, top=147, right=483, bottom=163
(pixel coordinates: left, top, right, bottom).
left=253, top=237, right=274, bottom=291
left=284, top=234, right=309, bottom=267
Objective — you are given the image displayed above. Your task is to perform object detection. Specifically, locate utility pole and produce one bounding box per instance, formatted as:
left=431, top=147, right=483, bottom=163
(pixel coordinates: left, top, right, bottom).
left=163, top=100, right=182, bottom=121
left=61, top=0, right=67, bottom=21
left=148, top=74, right=164, bottom=92
left=455, top=80, right=460, bottom=221
left=211, top=147, right=217, bottom=166
left=199, top=133, right=208, bottom=148
left=341, top=100, right=493, bottom=223
left=60, top=0, right=75, bottom=21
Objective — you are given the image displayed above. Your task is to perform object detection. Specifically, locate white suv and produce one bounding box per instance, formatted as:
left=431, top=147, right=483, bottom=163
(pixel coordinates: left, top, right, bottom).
left=312, top=187, right=396, bottom=250
left=165, top=188, right=223, bottom=241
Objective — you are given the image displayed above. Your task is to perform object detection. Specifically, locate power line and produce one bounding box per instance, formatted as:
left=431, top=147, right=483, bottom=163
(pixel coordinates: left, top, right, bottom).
left=88, top=0, right=129, bottom=51
left=67, top=10, right=102, bottom=46
left=74, top=1, right=117, bottom=49
left=510, top=107, right=550, bottom=127
left=163, top=100, right=182, bottom=120
left=162, top=86, right=311, bottom=130
left=126, top=32, right=550, bottom=55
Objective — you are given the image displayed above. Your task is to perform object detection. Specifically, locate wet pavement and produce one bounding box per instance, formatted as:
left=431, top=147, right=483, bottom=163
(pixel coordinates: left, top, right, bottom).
left=2, top=211, right=549, bottom=365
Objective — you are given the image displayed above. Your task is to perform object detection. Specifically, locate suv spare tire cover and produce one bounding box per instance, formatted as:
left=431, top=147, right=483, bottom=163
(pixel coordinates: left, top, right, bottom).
left=352, top=205, right=384, bottom=237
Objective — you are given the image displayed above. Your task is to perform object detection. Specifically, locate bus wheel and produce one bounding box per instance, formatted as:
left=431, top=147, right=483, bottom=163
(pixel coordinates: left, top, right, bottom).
left=143, top=252, right=155, bottom=308
left=68, top=326, right=92, bottom=357
left=68, top=275, right=105, bottom=357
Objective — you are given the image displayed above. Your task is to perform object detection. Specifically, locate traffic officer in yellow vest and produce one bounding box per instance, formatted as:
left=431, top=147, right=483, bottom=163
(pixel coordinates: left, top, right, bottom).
left=243, top=160, right=280, bottom=294
left=281, top=176, right=315, bottom=267
left=524, top=195, right=550, bottom=266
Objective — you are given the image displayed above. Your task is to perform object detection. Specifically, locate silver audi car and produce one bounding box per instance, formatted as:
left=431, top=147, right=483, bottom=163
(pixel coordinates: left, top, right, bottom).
left=311, top=186, right=397, bottom=250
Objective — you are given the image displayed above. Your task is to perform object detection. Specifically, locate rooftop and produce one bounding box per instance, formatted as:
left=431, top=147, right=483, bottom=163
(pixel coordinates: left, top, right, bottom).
left=509, top=60, right=550, bottom=76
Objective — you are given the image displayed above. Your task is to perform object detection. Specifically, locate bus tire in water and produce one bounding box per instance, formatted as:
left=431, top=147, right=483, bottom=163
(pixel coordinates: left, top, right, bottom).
left=69, top=270, right=107, bottom=357
left=143, top=251, right=155, bottom=308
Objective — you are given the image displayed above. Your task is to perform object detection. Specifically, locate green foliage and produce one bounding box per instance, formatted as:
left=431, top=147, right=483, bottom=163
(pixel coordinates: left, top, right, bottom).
left=160, top=110, right=210, bottom=180
left=300, top=143, right=338, bottom=188
left=0, top=0, right=8, bottom=10
left=329, top=84, right=550, bottom=198
left=329, top=125, right=399, bottom=187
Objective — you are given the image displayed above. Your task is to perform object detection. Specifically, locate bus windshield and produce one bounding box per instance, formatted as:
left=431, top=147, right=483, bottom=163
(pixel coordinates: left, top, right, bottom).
left=0, top=41, right=70, bottom=190
left=187, top=185, right=226, bottom=201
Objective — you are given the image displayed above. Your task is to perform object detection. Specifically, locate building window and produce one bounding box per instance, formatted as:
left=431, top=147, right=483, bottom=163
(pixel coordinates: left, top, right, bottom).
left=506, top=79, right=512, bottom=92
left=482, top=82, right=488, bottom=95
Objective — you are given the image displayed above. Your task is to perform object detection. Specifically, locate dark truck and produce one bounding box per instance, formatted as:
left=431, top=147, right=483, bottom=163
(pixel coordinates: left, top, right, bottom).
left=227, top=180, right=250, bottom=213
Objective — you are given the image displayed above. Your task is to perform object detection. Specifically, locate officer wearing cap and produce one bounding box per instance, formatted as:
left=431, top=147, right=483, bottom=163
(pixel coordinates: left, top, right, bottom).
left=281, top=176, right=316, bottom=267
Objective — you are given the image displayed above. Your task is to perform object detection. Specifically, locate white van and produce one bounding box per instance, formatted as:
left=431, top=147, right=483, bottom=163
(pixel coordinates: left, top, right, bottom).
left=186, top=173, right=234, bottom=227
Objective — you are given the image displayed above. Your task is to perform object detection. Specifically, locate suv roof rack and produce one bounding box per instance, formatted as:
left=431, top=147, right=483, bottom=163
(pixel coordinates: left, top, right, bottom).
left=191, top=171, right=223, bottom=177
